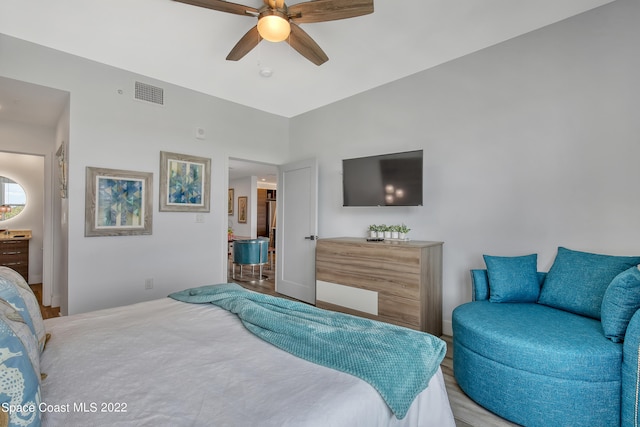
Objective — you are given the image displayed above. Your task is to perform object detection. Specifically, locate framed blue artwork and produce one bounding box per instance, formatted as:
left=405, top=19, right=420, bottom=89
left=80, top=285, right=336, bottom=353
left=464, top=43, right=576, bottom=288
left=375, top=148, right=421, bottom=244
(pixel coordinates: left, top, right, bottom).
left=159, top=151, right=211, bottom=212
left=85, top=167, right=153, bottom=236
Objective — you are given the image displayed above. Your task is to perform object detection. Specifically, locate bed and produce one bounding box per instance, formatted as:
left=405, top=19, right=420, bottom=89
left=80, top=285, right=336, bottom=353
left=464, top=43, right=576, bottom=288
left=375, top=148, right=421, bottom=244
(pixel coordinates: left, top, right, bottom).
left=0, top=268, right=455, bottom=427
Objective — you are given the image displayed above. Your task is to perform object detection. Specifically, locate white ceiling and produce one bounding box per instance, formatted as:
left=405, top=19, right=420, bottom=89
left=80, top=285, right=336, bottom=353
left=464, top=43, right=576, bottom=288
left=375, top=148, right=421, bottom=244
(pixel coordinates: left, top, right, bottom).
left=229, top=158, right=278, bottom=183
left=0, top=0, right=617, bottom=185
left=0, top=0, right=615, bottom=119
left=0, top=77, right=69, bottom=127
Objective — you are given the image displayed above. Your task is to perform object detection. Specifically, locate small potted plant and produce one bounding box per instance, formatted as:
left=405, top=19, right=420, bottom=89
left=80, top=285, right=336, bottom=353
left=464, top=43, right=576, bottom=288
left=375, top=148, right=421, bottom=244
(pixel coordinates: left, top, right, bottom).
left=398, top=224, right=410, bottom=240
left=390, top=225, right=400, bottom=240
left=368, top=224, right=377, bottom=238
left=380, top=224, right=391, bottom=239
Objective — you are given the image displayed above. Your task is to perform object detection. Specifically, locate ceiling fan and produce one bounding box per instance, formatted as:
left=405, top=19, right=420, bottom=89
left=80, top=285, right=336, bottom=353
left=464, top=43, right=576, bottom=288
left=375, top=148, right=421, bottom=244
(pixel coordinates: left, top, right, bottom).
left=173, top=0, right=374, bottom=65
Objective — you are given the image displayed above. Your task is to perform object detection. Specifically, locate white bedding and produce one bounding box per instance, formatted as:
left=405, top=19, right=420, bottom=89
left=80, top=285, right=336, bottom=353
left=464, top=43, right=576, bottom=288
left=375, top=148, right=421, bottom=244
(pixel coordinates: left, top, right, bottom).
left=40, top=297, right=455, bottom=427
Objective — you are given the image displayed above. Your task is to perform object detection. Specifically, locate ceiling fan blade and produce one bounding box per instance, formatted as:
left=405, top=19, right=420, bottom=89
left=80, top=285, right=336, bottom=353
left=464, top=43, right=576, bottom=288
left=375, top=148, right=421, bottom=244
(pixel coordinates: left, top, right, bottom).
left=173, top=0, right=258, bottom=16
left=226, top=26, right=262, bottom=61
left=287, top=23, right=329, bottom=66
left=288, top=0, right=373, bottom=24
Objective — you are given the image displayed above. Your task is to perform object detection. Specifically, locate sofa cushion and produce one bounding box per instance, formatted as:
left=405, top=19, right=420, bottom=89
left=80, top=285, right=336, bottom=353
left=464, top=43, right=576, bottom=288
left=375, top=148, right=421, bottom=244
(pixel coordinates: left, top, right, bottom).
left=483, top=254, right=539, bottom=303
left=538, top=247, right=640, bottom=319
left=622, top=309, right=640, bottom=426
left=601, top=265, right=640, bottom=343
left=452, top=301, right=621, bottom=382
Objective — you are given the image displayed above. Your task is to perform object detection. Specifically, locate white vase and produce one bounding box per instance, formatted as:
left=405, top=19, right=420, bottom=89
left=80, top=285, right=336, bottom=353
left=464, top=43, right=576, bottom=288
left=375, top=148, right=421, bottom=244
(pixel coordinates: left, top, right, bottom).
left=384, top=231, right=391, bottom=239
left=369, top=230, right=376, bottom=238
left=391, top=231, right=399, bottom=239
left=399, top=232, right=407, bottom=240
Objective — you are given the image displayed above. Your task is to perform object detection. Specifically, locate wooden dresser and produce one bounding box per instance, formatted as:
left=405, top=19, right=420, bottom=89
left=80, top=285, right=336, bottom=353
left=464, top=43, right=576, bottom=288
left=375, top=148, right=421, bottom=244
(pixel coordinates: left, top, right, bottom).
left=315, top=237, right=443, bottom=336
left=0, top=236, right=30, bottom=282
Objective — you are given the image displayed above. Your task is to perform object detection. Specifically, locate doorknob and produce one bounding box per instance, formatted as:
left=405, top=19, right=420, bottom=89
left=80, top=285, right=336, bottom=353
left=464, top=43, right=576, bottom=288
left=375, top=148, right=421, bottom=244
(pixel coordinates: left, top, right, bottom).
left=304, top=235, right=318, bottom=241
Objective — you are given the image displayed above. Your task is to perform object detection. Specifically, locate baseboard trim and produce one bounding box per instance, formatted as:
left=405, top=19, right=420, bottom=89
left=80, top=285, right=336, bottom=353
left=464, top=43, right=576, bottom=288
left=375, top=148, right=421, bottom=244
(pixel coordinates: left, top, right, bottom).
left=51, top=294, right=61, bottom=308
left=443, top=319, right=453, bottom=337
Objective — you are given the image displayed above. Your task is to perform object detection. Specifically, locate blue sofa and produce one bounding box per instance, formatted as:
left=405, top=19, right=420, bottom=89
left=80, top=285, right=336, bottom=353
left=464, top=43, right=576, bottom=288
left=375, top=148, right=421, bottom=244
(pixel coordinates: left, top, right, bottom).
left=452, top=248, right=640, bottom=427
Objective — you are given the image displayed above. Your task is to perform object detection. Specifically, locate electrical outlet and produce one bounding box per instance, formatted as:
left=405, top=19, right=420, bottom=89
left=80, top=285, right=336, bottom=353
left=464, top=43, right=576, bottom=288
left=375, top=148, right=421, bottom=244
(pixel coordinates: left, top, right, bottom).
left=195, top=213, right=204, bottom=223
left=144, top=278, right=154, bottom=290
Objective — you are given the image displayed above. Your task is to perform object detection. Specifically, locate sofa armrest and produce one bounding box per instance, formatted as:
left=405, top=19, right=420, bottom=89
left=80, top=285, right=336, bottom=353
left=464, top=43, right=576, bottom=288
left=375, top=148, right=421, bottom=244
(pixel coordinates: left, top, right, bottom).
left=470, top=269, right=548, bottom=302
left=622, top=308, right=640, bottom=427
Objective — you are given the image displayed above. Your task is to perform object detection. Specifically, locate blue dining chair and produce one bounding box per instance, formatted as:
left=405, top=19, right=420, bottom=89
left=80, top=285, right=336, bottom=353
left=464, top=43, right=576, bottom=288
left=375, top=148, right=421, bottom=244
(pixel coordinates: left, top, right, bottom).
left=232, top=239, right=269, bottom=281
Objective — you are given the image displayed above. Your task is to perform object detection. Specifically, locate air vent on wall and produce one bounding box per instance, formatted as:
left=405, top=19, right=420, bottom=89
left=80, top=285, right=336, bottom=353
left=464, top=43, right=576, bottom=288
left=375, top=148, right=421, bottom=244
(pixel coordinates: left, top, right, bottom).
left=134, top=81, right=164, bottom=105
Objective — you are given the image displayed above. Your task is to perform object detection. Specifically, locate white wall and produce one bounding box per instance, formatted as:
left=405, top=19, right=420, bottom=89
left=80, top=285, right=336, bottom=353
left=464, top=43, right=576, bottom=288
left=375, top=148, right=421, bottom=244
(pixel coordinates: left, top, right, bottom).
left=2, top=0, right=638, bottom=334
left=229, top=176, right=256, bottom=238
left=0, top=34, right=290, bottom=315
left=290, top=0, right=640, bottom=335
left=52, top=104, right=70, bottom=311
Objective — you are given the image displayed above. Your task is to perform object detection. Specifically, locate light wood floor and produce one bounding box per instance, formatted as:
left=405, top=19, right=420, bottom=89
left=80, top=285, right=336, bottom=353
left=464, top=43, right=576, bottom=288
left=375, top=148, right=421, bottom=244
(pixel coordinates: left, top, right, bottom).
left=226, top=262, right=519, bottom=427
left=30, top=283, right=60, bottom=319
left=440, top=336, right=520, bottom=427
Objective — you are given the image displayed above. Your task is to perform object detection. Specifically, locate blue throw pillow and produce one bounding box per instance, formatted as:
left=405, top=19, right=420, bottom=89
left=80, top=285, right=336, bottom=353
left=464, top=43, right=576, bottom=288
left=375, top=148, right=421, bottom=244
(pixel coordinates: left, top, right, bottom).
left=483, top=254, right=539, bottom=303
left=0, top=275, right=38, bottom=339
left=0, top=267, right=47, bottom=353
left=538, top=247, right=640, bottom=319
left=601, top=265, right=640, bottom=342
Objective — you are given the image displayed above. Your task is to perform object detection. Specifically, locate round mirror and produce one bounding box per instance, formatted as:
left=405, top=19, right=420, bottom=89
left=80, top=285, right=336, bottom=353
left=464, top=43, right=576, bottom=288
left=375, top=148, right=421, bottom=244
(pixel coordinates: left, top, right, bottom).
left=0, top=176, right=26, bottom=221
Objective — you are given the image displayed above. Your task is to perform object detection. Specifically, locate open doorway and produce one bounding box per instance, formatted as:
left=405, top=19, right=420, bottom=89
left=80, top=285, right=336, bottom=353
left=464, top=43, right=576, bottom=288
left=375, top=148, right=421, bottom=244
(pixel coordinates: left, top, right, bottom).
left=0, top=76, right=69, bottom=314
left=227, top=158, right=278, bottom=293
left=0, top=152, right=44, bottom=283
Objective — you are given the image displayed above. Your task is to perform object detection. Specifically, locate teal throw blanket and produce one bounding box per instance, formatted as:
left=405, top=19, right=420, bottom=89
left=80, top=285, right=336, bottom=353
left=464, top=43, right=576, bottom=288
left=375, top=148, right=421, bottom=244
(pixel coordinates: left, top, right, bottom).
left=169, top=283, right=446, bottom=419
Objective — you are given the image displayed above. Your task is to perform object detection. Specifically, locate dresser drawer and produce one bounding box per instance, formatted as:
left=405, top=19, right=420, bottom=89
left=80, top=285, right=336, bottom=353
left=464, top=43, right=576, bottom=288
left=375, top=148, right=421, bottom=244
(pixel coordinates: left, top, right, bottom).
left=316, top=242, right=421, bottom=300
left=316, top=238, right=443, bottom=335
left=0, top=239, right=28, bottom=253
left=0, top=239, right=29, bottom=282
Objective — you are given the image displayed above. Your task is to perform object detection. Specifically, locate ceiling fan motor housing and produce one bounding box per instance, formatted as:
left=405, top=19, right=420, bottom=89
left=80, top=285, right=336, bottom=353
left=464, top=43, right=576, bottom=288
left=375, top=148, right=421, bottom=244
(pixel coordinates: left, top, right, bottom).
left=257, top=8, right=291, bottom=42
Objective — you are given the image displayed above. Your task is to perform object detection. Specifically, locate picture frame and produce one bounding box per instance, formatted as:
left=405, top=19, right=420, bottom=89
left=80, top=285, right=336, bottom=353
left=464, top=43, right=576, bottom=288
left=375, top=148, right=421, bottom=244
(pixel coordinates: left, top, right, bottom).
left=238, top=196, right=248, bottom=223
left=56, top=141, right=68, bottom=199
left=85, top=167, right=153, bottom=237
left=228, top=188, right=234, bottom=215
left=159, top=151, right=211, bottom=212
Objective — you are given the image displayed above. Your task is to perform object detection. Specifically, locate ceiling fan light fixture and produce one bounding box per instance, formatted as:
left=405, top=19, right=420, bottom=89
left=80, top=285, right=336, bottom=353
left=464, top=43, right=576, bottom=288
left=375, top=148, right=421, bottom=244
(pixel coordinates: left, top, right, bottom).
left=257, top=11, right=291, bottom=42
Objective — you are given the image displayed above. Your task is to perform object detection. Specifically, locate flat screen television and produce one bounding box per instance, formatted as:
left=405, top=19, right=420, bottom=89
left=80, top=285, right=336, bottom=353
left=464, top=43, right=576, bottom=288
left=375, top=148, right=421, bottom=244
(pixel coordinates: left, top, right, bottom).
left=342, top=150, right=423, bottom=207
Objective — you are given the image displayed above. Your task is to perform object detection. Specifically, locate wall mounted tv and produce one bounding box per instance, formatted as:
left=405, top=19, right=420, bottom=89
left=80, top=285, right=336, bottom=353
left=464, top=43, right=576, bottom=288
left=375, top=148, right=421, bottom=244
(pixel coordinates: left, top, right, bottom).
left=342, top=150, right=423, bottom=207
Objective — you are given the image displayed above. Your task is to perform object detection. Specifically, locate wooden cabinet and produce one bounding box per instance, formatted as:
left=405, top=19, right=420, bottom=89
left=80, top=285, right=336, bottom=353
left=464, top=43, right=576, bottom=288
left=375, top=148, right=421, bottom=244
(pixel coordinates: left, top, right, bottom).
left=0, top=238, right=30, bottom=282
left=316, top=237, right=443, bottom=336
left=257, top=189, right=268, bottom=238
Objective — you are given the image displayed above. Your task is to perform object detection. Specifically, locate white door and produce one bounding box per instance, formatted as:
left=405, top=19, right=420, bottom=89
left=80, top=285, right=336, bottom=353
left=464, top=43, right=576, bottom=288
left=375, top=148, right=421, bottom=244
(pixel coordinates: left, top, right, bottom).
left=275, top=158, right=318, bottom=304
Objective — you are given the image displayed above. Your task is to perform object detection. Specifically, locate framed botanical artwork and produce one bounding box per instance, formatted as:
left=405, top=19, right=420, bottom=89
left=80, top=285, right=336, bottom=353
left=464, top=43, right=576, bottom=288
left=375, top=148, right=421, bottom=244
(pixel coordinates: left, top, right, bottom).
left=228, top=188, right=234, bottom=215
left=159, top=151, right=211, bottom=212
left=85, top=167, right=153, bottom=237
left=237, top=196, right=247, bottom=223
left=56, top=141, right=68, bottom=199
